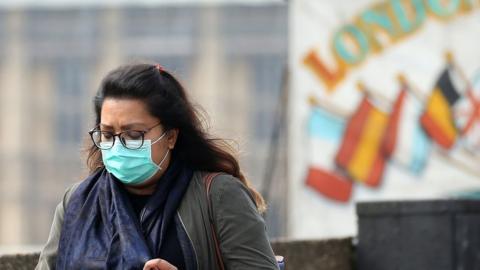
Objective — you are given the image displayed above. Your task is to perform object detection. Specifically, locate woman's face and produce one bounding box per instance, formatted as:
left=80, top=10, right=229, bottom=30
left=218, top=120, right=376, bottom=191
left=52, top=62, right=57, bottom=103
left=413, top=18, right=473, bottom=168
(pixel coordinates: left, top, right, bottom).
left=100, top=98, right=178, bottom=187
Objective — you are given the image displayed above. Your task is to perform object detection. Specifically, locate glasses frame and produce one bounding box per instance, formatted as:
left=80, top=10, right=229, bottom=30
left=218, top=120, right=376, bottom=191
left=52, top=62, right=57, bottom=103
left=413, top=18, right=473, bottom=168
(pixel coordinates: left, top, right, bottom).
left=89, top=122, right=162, bottom=150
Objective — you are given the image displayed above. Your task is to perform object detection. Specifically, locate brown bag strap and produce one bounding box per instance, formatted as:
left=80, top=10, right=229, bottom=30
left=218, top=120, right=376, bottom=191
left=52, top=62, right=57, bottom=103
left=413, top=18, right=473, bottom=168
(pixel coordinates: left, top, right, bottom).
left=204, top=172, right=225, bottom=270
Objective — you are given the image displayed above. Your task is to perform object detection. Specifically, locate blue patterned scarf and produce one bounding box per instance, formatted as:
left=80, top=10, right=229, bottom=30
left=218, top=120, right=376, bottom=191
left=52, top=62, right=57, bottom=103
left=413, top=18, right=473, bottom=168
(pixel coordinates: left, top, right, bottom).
left=56, top=159, right=196, bottom=270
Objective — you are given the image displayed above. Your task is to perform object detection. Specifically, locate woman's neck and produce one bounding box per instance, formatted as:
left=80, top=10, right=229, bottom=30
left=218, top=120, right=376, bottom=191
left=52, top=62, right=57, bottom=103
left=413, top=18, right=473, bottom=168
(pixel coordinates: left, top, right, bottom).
left=123, top=182, right=157, bottom=195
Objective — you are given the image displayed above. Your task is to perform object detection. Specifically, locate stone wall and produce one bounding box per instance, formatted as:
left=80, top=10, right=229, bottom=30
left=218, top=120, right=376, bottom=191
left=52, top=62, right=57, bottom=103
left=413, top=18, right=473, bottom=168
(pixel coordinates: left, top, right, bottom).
left=0, top=238, right=354, bottom=269
left=0, top=253, right=40, bottom=270
left=271, top=237, right=353, bottom=270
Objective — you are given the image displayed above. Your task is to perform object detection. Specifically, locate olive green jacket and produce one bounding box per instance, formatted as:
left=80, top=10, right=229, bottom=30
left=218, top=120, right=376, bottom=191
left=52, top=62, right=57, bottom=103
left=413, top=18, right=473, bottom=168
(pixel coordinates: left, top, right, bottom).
left=35, top=172, right=278, bottom=270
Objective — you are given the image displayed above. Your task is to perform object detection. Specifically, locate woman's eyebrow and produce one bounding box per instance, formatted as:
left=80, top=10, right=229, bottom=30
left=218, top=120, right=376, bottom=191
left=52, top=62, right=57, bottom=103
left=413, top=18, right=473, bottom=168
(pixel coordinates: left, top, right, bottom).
left=99, top=123, right=113, bottom=129
left=99, top=122, right=147, bottom=130
left=121, top=123, right=147, bottom=130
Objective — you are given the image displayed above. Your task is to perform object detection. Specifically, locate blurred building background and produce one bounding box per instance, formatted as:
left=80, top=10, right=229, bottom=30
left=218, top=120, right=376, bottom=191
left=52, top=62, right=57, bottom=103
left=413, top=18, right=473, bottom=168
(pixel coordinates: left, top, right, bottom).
left=0, top=1, right=288, bottom=248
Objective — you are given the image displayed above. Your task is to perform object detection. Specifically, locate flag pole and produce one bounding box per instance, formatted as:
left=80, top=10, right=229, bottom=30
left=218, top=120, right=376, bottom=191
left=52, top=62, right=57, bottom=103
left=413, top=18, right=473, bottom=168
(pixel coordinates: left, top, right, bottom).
left=356, top=80, right=392, bottom=106
left=435, top=149, right=480, bottom=177
left=445, top=51, right=473, bottom=91
left=307, top=94, right=350, bottom=118
left=397, top=73, right=426, bottom=103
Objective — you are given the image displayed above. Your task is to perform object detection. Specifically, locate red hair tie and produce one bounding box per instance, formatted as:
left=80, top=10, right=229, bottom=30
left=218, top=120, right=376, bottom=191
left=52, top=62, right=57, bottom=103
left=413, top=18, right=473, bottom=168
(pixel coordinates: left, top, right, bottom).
left=155, top=64, right=164, bottom=72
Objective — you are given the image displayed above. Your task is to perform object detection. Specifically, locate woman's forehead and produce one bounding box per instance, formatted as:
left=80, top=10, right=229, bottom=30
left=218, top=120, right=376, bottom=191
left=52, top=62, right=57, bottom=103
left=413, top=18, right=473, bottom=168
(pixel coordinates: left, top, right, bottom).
left=100, top=98, right=158, bottom=127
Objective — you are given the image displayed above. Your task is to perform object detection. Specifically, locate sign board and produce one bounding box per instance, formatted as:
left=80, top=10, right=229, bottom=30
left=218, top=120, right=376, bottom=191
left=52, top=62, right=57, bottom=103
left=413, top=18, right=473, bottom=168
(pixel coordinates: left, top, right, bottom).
left=289, top=0, right=480, bottom=238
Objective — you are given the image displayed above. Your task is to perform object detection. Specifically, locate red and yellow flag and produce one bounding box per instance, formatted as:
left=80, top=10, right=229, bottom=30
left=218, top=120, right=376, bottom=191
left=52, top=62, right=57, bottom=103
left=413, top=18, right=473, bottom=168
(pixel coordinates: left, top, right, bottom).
left=335, top=97, right=390, bottom=187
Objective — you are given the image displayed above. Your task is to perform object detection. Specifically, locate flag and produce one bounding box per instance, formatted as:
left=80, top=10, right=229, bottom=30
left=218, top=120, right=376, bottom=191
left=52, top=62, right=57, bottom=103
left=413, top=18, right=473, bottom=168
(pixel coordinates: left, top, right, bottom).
left=382, top=88, right=407, bottom=157
left=335, top=96, right=390, bottom=187
left=439, top=86, right=480, bottom=178
left=306, top=107, right=353, bottom=202
left=308, top=106, right=345, bottom=142
left=388, top=86, right=432, bottom=174
left=455, top=86, right=480, bottom=152
left=305, top=167, right=352, bottom=202
left=420, top=68, right=462, bottom=149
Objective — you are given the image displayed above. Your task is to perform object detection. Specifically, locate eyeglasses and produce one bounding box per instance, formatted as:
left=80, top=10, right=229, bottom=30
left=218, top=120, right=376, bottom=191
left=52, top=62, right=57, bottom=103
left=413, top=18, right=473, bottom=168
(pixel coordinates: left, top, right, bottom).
left=89, top=122, right=162, bottom=150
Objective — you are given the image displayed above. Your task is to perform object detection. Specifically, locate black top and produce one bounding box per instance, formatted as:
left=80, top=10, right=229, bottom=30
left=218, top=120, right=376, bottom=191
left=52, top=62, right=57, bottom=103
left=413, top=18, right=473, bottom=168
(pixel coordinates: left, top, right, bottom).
left=125, top=190, right=187, bottom=270
left=126, top=192, right=151, bottom=217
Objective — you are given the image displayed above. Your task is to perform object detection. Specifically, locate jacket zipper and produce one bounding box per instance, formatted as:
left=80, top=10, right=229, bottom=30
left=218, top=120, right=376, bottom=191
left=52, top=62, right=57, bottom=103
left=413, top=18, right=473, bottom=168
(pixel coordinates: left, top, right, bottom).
left=177, top=212, right=199, bottom=270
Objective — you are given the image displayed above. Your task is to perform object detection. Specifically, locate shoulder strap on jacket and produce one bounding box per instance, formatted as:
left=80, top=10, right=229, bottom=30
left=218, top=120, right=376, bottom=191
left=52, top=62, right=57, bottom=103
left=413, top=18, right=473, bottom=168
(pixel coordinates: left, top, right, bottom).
left=203, top=172, right=225, bottom=270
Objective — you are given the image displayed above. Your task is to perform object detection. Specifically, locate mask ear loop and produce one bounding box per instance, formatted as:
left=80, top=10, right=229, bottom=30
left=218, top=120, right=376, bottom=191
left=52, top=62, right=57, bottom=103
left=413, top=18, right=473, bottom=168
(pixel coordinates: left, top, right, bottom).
left=149, top=131, right=170, bottom=170
left=156, top=149, right=170, bottom=170
left=150, top=130, right=168, bottom=146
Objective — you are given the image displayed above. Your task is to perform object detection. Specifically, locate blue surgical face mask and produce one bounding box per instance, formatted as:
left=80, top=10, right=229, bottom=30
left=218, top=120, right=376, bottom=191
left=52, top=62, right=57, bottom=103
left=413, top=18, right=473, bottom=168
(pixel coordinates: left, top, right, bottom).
left=101, top=132, right=170, bottom=185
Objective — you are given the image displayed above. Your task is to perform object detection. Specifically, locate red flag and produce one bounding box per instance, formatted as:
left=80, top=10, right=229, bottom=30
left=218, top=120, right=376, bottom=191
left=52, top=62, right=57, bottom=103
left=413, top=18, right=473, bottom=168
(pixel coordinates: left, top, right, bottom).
left=383, top=88, right=408, bottom=157
left=460, top=90, right=480, bottom=135
left=306, top=166, right=353, bottom=202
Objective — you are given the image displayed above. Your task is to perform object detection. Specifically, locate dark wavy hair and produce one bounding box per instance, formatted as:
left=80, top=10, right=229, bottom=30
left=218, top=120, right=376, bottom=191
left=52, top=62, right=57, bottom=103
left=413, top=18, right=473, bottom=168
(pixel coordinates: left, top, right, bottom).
left=86, top=63, right=266, bottom=212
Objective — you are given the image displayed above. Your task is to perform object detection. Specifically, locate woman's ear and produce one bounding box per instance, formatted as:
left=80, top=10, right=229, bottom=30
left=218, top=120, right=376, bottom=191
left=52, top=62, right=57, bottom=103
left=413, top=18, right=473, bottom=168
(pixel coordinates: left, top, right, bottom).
left=167, top=129, right=179, bottom=149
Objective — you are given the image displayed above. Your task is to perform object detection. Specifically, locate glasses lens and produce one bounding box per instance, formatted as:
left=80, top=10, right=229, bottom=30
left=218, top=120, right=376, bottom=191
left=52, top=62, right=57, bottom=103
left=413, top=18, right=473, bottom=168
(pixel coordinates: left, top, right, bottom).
left=120, top=131, right=144, bottom=149
left=91, top=130, right=114, bottom=149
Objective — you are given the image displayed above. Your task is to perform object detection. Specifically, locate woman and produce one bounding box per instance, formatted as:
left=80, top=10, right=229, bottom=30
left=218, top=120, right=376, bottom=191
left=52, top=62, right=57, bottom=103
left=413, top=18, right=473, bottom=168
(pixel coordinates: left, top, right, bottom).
left=35, top=63, right=279, bottom=270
